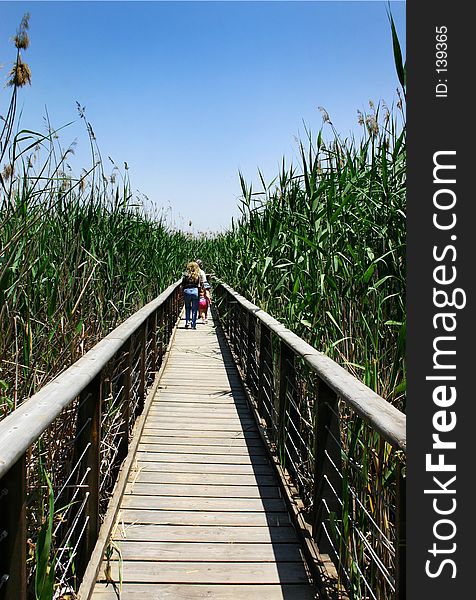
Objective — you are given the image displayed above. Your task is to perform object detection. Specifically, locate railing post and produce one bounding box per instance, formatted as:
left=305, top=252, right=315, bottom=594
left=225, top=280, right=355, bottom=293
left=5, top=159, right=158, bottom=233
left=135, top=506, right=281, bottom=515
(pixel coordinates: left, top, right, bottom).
left=158, top=305, right=165, bottom=367
left=176, top=285, right=182, bottom=318
left=171, top=288, right=176, bottom=320
left=151, top=310, right=158, bottom=374
left=312, top=380, right=343, bottom=558
left=166, top=297, right=173, bottom=339
left=245, top=312, right=255, bottom=390
left=138, top=322, right=148, bottom=414
left=236, top=306, right=245, bottom=368
left=277, top=340, right=293, bottom=457
left=118, top=339, right=132, bottom=463
left=226, top=296, right=233, bottom=346
left=257, top=324, right=271, bottom=423
left=75, top=373, right=102, bottom=582
left=163, top=299, right=169, bottom=343
left=396, top=461, right=406, bottom=599
left=174, top=287, right=179, bottom=319
left=0, top=455, right=26, bottom=600
left=170, top=294, right=175, bottom=333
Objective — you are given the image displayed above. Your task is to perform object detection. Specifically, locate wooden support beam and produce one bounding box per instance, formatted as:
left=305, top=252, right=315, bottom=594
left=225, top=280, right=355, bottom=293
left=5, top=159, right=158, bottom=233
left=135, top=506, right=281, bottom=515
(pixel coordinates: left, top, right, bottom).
left=0, top=455, right=26, bottom=600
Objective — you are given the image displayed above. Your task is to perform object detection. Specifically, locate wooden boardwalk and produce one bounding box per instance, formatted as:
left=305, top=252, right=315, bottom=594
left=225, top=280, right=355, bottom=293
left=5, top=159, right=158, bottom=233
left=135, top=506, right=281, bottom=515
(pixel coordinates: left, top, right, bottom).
left=91, top=311, right=318, bottom=599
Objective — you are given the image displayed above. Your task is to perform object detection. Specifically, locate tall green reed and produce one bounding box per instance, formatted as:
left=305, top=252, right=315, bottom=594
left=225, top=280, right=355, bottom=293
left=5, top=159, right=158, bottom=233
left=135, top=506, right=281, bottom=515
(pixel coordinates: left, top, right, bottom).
left=201, top=53, right=406, bottom=596
left=203, top=99, right=405, bottom=407
left=0, top=18, right=205, bottom=417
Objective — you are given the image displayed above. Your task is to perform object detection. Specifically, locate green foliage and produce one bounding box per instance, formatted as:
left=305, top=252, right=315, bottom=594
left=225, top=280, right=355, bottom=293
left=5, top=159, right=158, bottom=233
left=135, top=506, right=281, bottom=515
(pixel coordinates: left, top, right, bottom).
left=0, top=124, right=205, bottom=416
left=202, top=102, right=406, bottom=408
left=35, top=469, right=55, bottom=600
left=388, top=7, right=406, bottom=94
left=200, top=90, right=406, bottom=599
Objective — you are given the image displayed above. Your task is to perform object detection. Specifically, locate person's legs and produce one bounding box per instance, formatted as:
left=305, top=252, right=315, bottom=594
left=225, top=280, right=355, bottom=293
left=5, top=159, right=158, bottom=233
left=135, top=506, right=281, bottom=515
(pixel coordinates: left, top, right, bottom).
left=199, top=299, right=206, bottom=322
left=183, top=290, right=192, bottom=327
left=190, top=291, right=199, bottom=328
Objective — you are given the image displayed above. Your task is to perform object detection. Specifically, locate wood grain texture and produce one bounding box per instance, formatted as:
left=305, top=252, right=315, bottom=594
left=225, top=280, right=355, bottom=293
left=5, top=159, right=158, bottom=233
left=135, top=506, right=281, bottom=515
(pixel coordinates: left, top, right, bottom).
left=104, top=540, right=300, bottom=561
left=90, top=313, right=316, bottom=598
left=92, top=583, right=318, bottom=599
left=115, top=509, right=290, bottom=526
left=120, top=495, right=286, bottom=512
left=101, top=560, right=311, bottom=584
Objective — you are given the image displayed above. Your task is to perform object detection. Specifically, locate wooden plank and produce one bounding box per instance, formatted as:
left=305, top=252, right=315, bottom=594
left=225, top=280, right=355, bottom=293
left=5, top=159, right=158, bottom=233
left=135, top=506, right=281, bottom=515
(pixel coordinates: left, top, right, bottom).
left=125, top=483, right=282, bottom=498
left=154, top=398, right=248, bottom=405
left=129, top=471, right=276, bottom=485
left=157, top=383, right=240, bottom=390
left=134, top=461, right=274, bottom=475
left=101, top=560, right=310, bottom=584
left=121, top=496, right=286, bottom=512
left=148, top=407, right=250, bottom=417
left=161, top=370, right=238, bottom=376
left=136, top=452, right=270, bottom=465
left=164, top=356, right=234, bottom=362
left=163, top=361, right=236, bottom=365
left=154, top=396, right=247, bottom=403
left=148, top=406, right=251, bottom=415
left=156, top=389, right=246, bottom=397
left=149, top=402, right=248, bottom=411
left=143, top=421, right=256, bottom=431
left=147, top=415, right=254, bottom=424
left=160, top=376, right=234, bottom=384
left=141, top=428, right=259, bottom=439
left=161, top=370, right=237, bottom=375
left=116, top=509, right=290, bottom=527
left=111, top=524, right=298, bottom=543
left=160, top=372, right=239, bottom=378
left=162, top=359, right=233, bottom=364
left=139, top=436, right=262, bottom=447
left=147, top=413, right=249, bottom=422
left=153, top=390, right=244, bottom=397
left=159, top=383, right=235, bottom=391
left=156, top=390, right=247, bottom=397
left=105, top=540, right=299, bottom=561
left=152, top=399, right=247, bottom=406
left=136, top=443, right=266, bottom=456
left=92, top=583, right=318, bottom=600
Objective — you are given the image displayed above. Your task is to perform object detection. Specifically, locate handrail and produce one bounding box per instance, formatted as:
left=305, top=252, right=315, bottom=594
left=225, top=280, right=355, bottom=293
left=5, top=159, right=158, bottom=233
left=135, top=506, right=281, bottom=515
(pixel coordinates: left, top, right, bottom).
left=219, top=282, right=406, bottom=452
left=0, top=280, right=182, bottom=480
left=0, top=279, right=183, bottom=600
left=213, top=281, right=406, bottom=600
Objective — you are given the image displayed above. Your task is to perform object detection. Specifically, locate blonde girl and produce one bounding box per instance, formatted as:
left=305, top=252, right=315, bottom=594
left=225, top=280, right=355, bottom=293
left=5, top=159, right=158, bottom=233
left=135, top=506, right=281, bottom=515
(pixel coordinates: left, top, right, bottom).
left=181, top=261, right=201, bottom=329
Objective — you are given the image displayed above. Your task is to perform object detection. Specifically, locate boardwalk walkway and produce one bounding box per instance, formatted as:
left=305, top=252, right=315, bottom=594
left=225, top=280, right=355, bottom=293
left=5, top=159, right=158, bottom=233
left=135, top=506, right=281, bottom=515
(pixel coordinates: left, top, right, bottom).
left=91, top=310, right=318, bottom=599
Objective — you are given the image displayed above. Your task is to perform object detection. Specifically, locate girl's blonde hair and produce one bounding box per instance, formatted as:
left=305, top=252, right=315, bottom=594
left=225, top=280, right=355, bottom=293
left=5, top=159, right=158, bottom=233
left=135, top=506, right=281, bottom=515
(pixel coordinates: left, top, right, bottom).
left=185, top=261, right=200, bottom=283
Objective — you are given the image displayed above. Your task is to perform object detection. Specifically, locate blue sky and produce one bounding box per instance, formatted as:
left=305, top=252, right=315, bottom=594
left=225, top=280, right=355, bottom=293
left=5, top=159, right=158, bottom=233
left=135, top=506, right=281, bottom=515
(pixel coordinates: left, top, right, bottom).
left=1, top=1, right=405, bottom=233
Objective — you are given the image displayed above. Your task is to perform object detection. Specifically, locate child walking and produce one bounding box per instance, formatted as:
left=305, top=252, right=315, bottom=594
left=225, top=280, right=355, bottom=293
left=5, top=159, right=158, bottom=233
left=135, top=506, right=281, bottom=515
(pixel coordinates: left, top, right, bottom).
left=198, top=287, right=208, bottom=324
left=199, top=282, right=212, bottom=324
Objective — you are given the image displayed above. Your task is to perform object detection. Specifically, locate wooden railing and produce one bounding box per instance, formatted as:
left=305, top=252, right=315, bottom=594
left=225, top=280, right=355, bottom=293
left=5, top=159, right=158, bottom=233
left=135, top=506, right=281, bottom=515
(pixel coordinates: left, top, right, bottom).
left=213, top=282, right=406, bottom=600
left=0, top=280, right=183, bottom=600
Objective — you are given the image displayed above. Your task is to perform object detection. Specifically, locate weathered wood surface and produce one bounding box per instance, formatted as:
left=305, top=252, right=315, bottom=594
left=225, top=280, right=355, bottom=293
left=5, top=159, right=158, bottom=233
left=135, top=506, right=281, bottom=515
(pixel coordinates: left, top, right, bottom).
left=92, top=584, right=317, bottom=599
left=90, top=312, right=317, bottom=599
